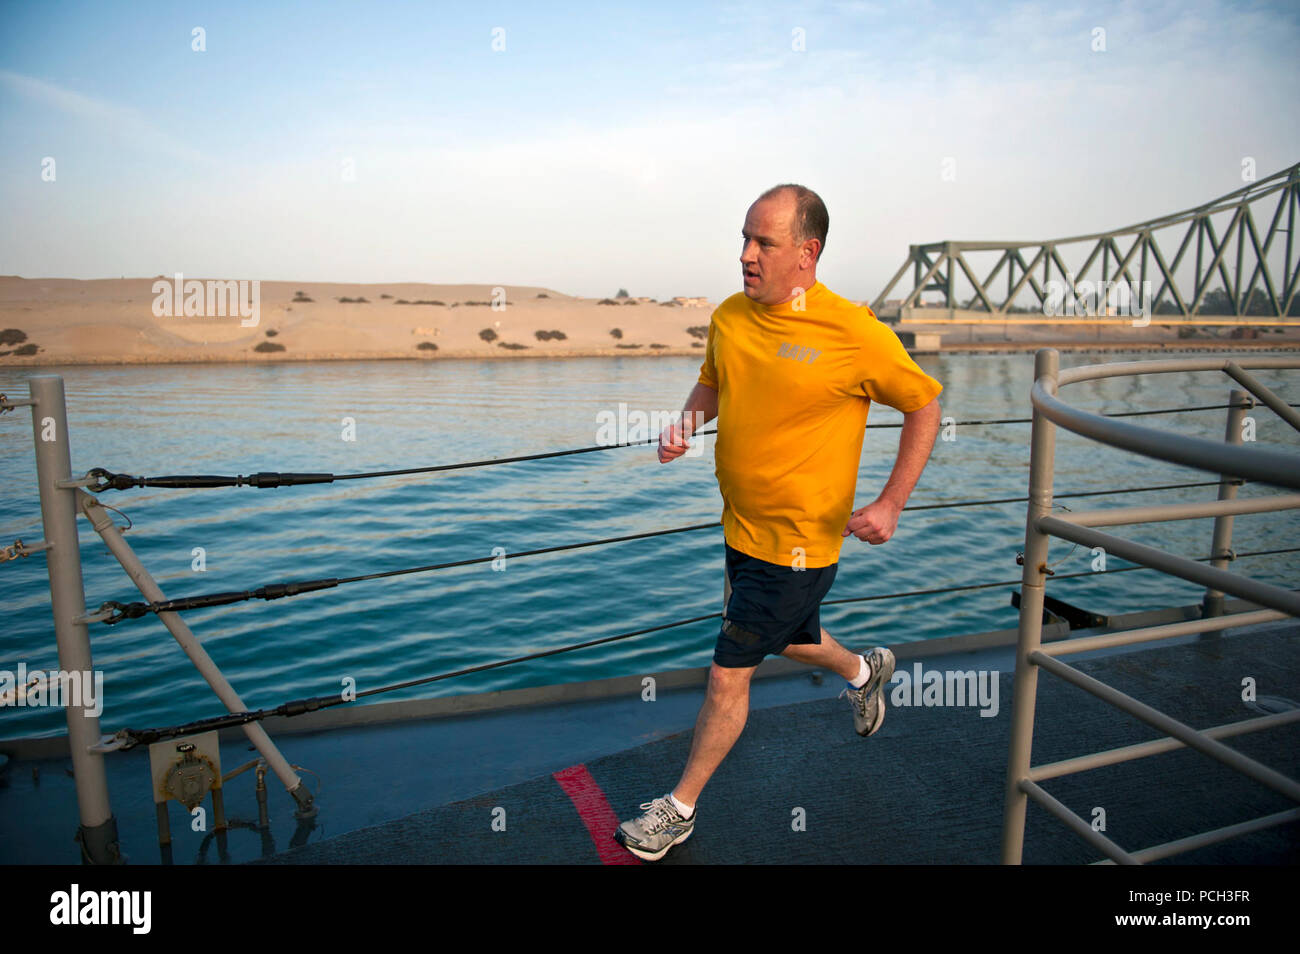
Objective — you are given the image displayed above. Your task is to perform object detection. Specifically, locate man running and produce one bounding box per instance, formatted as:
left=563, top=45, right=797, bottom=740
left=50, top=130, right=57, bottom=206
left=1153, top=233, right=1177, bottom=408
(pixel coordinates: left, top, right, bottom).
left=614, top=183, right=943, bottom=862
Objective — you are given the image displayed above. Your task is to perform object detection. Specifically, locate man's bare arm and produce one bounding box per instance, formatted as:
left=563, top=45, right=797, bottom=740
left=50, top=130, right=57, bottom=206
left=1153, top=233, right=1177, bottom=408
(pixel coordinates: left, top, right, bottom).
left=843, top=397, right=942, bottom=544
left=659, top=382, right=718, bottom=463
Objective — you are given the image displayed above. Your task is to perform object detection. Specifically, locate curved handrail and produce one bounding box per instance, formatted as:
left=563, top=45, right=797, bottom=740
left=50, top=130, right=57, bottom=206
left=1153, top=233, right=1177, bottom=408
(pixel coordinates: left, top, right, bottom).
left=1032, top=356, right=1300, bottom=490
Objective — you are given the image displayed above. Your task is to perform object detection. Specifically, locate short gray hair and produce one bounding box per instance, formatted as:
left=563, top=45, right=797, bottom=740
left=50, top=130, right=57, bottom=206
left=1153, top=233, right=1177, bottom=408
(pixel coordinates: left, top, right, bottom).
left=757, top=183, right=829, bottom=261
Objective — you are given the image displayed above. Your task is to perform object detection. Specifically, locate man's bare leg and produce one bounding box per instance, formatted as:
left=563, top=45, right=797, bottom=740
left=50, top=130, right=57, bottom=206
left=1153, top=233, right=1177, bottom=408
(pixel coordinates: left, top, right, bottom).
left=780, top=627, right=862, bottom=680
left=670, top=662, right=755, bottom=807
left=669, top=629, right=864, bottom=808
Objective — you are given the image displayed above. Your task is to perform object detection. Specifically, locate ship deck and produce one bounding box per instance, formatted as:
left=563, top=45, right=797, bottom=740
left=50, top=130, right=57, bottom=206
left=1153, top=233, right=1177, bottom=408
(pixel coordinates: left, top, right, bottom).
left=2, top=599, right=1296, bottom=866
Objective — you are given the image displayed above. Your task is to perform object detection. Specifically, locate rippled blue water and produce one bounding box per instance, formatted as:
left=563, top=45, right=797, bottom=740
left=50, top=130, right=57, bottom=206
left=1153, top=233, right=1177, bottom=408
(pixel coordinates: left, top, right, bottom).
left=1, top=353, right=1295, bottom=741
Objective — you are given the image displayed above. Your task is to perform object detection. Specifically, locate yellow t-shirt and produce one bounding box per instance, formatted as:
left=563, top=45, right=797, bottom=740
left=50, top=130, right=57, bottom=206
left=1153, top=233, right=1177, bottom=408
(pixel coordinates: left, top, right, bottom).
left=698, top=281, right=942, bottom=568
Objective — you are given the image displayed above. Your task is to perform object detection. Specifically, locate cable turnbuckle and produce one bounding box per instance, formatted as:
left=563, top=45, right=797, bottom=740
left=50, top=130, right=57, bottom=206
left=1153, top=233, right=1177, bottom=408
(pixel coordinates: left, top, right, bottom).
left=99, top=600, right=153, bottom=625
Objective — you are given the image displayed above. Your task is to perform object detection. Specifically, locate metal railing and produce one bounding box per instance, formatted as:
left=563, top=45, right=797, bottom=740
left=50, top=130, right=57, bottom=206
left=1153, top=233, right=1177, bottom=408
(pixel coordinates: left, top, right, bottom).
left=1000, top=350, right=1300, bottom=864
left=6, top=366, right=1298, bottom=864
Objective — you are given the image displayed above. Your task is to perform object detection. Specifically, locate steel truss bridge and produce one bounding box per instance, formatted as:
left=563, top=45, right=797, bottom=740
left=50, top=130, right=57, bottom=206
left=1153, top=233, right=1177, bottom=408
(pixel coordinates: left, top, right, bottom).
left=871, top=162, right=1300, bottom=325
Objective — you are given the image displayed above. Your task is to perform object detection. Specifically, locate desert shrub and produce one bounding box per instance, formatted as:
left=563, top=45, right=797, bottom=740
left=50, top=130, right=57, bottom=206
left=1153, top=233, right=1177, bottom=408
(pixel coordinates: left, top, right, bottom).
left=0, top=328, right=27, bottom=345
left=416, top=341, right=438, bottom=351
left=537, top=293, right=549, bottom=298
left=598, top=298, right=618, bottom=305
left=337, top=296, right=369, bottom=303
left=535, top=329, right=568, bottom=341
left=686, top=325, right=708, bottom=339
left=380, top=293, right=393, bottom=299
left=265, top=329, right=278, bottom=337
left=616, top=343, right=642, bottom=349
left=479, top=328, right=498, bottom=342
left=616, top=288, right=629, bottom=298
left=498, top=341, right=529, bottom=350
left=622, top=299, right=638, bottom=305
left=649, top=343, right=667, bottom=349
left=254, top=341, right=285, bottom=352
left=691, top=341, right=703, bottom=347
left=13, top=343, right=38, bottom=356
left=610, top=328, right=623, bottom=339
left=292, top=291, right=312, bottom=302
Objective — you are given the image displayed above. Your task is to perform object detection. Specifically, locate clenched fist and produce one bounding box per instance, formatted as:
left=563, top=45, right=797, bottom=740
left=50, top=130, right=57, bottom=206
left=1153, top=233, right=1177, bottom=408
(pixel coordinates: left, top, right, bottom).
left=843, top=498, right=902, bottom=545
left=658, top=421, right=692, bottom=463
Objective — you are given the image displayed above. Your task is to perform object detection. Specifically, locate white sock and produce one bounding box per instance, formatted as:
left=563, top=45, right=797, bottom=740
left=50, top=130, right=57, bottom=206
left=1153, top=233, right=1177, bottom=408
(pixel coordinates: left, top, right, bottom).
left=669, top=793, right=695, bottom=818
left=849, top=656, right=872, bottom=689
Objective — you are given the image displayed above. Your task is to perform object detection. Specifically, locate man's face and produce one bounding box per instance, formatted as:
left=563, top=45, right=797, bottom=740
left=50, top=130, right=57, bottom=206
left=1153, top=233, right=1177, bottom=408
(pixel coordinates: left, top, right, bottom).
left=740, top=193, right=815, bottom=305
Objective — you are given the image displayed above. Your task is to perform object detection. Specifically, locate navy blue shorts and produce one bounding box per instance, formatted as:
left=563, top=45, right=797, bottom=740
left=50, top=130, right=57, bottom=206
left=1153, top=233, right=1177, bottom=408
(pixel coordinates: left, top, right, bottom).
left=713, top=544, right=839, bottom=669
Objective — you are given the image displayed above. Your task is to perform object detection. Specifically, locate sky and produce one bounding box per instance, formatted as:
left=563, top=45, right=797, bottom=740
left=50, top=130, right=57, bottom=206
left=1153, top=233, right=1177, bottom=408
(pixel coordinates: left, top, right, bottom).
left=1, top=0, right=1298, bottom=305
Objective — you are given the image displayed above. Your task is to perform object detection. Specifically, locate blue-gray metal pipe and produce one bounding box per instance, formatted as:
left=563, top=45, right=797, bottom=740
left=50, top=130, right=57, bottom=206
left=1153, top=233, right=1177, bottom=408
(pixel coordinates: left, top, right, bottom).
left=1224, top=363, right=1300, bottom=434
left=1205, top=390, right=1248, bottom=616
left=1030, top=650, right=1300, bottom=804
left=1000, top=348, right=1058, bottom=865
left=1036, top=516, right=1300, bottom=616
left=1032, top=360, right=1300, bottom=491
left=27, top=375, right=120, bottom=864
left=1019, top=779, right=1138, bottom=864
left=78, top=492, right=312, bottom=814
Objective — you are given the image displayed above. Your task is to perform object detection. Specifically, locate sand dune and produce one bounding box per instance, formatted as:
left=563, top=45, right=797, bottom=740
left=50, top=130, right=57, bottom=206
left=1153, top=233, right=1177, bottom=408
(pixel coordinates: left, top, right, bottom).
left=3, top=277, right=1295, bottom=368
left=0, top=277, right=714, bottom=366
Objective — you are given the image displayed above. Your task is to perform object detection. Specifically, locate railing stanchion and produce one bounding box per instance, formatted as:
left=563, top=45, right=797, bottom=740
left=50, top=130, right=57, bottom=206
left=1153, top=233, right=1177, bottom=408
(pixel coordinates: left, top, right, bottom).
left=1203, top=388, right=1249, bottom=618
left=78, top=492, right=316, bottom=819
left=1001, top=348, right=1059, bottom=864
left=28, top=375, right=121, bottom=864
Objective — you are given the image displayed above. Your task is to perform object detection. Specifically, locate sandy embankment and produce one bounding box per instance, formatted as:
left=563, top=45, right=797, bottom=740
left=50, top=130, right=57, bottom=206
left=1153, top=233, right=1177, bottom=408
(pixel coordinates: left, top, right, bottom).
left=2, top=277, right=1296, bottom=367
left=0, top=277, right=716, bottom=366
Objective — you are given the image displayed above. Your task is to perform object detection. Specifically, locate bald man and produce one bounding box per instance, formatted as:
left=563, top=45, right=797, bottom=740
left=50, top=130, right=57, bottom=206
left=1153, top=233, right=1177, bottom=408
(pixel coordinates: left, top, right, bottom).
left=615, top=183, right=943, bottom=861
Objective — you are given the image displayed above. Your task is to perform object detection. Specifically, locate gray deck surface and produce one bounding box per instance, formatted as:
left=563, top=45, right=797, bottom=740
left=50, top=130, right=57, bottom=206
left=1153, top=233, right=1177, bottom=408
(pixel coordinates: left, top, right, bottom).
left=257, top=621, right=1300, bottom=865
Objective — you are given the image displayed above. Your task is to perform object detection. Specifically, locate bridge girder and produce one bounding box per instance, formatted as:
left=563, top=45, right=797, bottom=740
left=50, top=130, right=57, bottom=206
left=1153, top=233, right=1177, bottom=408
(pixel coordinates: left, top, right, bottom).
left=871, top=162, right=1300, bottom=324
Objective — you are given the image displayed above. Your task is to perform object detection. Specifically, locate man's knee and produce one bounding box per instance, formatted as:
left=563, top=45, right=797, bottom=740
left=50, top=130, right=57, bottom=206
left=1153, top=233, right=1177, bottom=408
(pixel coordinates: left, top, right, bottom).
left=707, top=662, right=754, bottom=699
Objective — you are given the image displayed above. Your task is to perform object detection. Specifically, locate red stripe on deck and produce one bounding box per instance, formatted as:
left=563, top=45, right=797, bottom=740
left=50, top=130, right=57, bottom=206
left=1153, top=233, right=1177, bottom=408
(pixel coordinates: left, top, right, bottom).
left=552, top=763, right=642, bottom=865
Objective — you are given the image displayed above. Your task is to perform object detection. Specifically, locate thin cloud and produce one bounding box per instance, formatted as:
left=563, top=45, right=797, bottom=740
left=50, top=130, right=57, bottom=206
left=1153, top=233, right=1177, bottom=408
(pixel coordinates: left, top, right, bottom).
left=0, top=69, right=207, bottom=163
